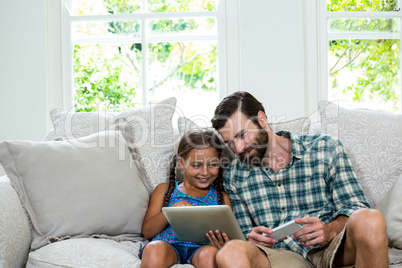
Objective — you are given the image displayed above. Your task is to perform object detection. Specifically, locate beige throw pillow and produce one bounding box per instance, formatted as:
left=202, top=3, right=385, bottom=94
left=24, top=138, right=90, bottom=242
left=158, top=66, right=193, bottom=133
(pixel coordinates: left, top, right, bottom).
left=50, top=97, right=177, bottom=189
left=0, top=131, right=149, bottom=251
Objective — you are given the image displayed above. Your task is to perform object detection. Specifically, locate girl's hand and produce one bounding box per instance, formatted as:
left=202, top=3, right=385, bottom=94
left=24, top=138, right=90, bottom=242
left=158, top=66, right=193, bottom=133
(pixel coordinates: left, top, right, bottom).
left=206, top=230, right=230, bottom=249
left=171, top=201, right=193, bottom=207
left=247, top=226, right=276, bottom=248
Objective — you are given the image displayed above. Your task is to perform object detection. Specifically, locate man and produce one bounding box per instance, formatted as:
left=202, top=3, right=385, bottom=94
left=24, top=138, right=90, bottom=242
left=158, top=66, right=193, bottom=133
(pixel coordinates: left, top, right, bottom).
left=211, top=91, right=388, bottom=268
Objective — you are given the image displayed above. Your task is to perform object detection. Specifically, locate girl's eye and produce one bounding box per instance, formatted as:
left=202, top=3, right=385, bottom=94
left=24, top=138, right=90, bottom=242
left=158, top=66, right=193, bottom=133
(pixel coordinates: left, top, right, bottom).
left=192, top=164, right=201, bottom=168
left=209, top=163, right=219, bottom=168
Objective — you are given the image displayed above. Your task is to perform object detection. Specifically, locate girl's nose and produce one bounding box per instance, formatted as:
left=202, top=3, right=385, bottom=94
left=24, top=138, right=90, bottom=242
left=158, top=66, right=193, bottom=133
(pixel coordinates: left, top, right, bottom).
left=200, top=165, right=209, bottom=175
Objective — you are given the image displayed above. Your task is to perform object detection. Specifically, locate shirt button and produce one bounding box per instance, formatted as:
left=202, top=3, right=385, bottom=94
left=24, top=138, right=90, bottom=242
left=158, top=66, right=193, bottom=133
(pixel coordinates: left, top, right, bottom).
left=281, top=207, right=285, bottom=211
left=278, top=183, right=281, bottom=187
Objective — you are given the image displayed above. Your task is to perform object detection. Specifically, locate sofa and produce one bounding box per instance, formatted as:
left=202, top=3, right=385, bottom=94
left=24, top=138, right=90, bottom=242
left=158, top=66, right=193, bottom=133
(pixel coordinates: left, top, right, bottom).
left=0, top=97, right=401, bottom=267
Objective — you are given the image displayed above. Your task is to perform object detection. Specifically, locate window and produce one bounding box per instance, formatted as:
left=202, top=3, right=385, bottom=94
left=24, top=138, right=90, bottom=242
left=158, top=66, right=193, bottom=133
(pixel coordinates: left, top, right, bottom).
left=59, top=0, right=232, bottom=120
left=318, top=0, right=401, bottom=113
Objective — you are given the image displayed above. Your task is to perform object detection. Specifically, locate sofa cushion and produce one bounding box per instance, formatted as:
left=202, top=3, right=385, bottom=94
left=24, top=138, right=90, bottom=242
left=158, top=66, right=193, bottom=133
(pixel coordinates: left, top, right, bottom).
left=319, top=100, right=402, bottom=206
left=376, top=173, right=402, bottom=265
left=27, top=238, right=144, bottom=267
left=0, top=131, right=149, bottom=251
left=26, top=238, right=195, bottom=268
left=50, top=97, right=177, bottom=189
left=376, top=173, right=402, bottom=252
left=0, top=180, right=31, bottom=267
left=268, top=117, right=311, bottom=135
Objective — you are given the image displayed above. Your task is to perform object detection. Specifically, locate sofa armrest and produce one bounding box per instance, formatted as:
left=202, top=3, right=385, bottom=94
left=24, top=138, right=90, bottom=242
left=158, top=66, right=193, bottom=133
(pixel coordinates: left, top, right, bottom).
left=0, top=176, right=31, bottom=267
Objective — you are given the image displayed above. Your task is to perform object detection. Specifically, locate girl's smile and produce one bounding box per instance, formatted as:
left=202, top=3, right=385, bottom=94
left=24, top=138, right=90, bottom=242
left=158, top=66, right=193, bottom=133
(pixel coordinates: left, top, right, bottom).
left=178, top=147, right=220, bottom=193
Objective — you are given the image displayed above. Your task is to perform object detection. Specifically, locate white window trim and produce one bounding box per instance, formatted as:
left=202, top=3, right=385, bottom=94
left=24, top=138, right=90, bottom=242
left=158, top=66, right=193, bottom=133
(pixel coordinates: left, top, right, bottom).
left=46, top=0, right=240, bottom=114
left=304, top=0, right=402, bottom=115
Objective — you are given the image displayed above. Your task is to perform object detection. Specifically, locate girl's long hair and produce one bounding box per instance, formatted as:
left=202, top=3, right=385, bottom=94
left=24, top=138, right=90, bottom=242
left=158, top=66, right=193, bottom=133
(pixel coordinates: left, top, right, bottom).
left=163, top=129, right=226, bottom=207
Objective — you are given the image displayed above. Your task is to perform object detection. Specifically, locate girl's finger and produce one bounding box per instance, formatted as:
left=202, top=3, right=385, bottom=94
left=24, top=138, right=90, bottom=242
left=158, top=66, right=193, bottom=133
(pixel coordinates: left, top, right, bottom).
left=215, top=230, right=224, bottom=244
left=222, top=232, right=230, bottom=242
left=209, top=231, right=219, bottom=243
left=206, top=233, right=214, bottom=245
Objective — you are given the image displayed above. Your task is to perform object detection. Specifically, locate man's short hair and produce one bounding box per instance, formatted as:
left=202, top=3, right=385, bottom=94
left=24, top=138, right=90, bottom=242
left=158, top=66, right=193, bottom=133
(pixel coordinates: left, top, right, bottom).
left=211, top=91, right=265, bottom=130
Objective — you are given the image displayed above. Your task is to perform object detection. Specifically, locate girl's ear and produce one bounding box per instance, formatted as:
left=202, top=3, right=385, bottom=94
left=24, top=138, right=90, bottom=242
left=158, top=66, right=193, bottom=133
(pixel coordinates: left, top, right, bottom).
left=178, top=156, right=186, bottom=170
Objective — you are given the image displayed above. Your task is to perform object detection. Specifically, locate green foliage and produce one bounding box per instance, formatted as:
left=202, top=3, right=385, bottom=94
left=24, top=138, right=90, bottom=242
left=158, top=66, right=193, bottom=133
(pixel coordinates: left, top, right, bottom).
left=179, top=46, right=217, bottom=90
left=328, top=0, right=398, bottom=11
left=73, top=0, right=218, bottom=111
left=149, top=42, right=173, bottom=62
left=74, top=45, right=137, bottom=112
left=103, top=0, right=141, bottom=14
left=147, top=0, right=216, bottom=12
left=328, top=0, right=400, bottom=111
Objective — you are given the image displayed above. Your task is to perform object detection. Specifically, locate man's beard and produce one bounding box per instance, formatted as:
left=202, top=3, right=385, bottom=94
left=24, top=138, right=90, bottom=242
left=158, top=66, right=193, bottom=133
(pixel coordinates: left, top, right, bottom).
left=238, top=126, right=268, bottom=166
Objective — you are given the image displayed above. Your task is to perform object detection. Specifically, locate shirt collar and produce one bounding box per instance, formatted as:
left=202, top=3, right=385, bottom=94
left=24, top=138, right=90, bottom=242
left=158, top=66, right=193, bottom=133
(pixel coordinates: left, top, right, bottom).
left=276, top=131, right=305, bottom=162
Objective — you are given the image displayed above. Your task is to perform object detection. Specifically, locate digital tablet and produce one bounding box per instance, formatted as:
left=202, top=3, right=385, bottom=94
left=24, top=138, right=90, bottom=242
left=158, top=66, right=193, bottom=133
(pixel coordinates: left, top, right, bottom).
left=162, top=205, right=246, bottom=243
left=263, top=220, right=302, bottom=241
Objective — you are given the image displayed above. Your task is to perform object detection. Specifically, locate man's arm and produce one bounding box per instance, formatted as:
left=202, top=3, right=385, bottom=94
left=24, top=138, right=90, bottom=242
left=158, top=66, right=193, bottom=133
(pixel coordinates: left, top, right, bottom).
left=293, top=138, right=366, bottom=247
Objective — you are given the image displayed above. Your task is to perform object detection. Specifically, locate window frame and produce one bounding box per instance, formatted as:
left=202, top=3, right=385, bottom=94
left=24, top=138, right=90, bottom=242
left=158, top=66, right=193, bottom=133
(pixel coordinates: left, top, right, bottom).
left=303, top=0, right=402, bottom=115
left=310, top=0, right=402, bottom=113
left=46, top=0, right=239, bottom=112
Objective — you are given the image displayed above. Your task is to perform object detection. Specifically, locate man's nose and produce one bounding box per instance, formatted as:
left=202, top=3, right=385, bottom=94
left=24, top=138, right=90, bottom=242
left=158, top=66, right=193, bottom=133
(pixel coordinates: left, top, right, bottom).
left=233, top=140, right=246, bottom=154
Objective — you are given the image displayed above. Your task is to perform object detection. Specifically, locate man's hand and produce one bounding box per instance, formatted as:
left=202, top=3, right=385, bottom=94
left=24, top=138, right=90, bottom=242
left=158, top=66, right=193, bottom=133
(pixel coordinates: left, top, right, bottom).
left=292, top=217, right=328, bottom=246
left=292, top=216, right=348, bottom=247
left=206, top=230, right=230, bottom=249
left=247, top=226, right=276, bottom=248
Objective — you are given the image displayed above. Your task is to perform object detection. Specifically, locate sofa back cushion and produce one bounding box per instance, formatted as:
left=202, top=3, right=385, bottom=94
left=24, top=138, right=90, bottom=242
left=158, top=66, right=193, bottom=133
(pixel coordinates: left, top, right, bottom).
left=319, top=100, right=402, bottom=206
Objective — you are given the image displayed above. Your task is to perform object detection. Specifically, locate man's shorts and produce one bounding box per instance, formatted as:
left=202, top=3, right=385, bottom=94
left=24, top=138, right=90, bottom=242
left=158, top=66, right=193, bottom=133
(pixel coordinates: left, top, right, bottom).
left=256, top=227, right=353, bottom=268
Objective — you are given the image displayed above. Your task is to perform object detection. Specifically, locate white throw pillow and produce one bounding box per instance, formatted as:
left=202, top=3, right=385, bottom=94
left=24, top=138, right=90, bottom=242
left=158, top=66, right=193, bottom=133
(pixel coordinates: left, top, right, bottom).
left=0, top=131, right=149, bottom=251
left=376, top=173, right=402, bottom=250
left=50, top=97, right=177, bottom=189
left=319, top=100, right=402, bottom=206
left=269, top=117, right=311, bottom=135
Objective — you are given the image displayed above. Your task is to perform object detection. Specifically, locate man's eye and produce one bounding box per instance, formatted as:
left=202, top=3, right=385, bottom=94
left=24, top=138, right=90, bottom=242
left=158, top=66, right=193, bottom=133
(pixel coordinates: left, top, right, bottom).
left=239, top=131, right=247, bottom=138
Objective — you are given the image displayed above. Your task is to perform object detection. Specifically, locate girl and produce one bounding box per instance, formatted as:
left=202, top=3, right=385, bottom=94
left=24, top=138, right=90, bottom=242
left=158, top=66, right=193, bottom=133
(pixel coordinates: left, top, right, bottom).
left=140, top=129, right=232, bottom=268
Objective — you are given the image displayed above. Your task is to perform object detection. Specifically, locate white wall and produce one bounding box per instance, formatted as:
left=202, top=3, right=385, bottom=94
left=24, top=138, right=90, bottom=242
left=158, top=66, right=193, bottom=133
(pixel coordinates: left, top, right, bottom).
left=0, top=0, right=48, bottom=175
left=236, top=0, right=307, bottom=122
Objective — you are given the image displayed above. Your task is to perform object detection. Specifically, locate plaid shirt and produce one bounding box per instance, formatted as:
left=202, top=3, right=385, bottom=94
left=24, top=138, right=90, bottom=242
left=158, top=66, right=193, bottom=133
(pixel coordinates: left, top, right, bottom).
left=223, top=131, right=370, bottom=258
